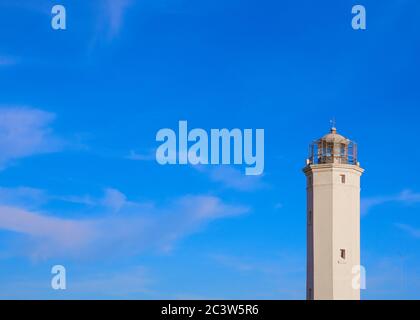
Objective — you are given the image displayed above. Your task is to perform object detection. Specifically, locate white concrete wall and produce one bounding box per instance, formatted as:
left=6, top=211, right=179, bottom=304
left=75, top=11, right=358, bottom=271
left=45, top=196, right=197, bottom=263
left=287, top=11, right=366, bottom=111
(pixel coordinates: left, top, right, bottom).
left=304, top=164, right=363, bottom=300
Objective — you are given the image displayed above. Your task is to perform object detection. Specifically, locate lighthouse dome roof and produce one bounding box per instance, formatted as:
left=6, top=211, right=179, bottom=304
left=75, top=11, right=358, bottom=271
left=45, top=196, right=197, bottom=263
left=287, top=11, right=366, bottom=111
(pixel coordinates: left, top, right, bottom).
left=320, top=128, right=349, bottom=144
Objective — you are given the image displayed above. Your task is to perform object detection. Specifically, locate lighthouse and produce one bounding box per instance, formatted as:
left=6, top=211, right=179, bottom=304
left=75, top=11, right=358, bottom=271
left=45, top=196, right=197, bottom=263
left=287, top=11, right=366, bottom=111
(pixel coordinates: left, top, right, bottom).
left=303, top=126, right=364, bottom=300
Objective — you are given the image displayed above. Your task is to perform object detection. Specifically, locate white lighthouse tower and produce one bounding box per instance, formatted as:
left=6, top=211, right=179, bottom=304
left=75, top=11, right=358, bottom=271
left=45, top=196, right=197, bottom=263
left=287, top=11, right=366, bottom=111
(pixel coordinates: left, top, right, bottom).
left=303, top=126, right=364, bottom=300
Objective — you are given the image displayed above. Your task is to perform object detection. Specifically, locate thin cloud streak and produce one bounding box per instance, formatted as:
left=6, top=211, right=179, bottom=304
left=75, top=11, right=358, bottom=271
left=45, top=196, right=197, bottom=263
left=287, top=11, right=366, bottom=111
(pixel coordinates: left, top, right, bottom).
left=0, top=107, right=63, bottom=169
left=0, top=56, right=17, bottom=66
left=126, top=149, right=155, bottom=161
left=362, top=190, right=420, bottom=215
left=105, top=0, right=133, bottom=38
left=196, top=165, right=268, bottom=192
left=396, top=223, right=420, bottom=239
left=0, top=187, right=47, bottom=208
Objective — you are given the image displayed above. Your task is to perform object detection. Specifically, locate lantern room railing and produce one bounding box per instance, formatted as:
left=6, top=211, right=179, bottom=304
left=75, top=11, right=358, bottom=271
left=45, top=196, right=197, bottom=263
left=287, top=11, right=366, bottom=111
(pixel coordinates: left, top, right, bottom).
left=308, top=140, right=358, bottom=165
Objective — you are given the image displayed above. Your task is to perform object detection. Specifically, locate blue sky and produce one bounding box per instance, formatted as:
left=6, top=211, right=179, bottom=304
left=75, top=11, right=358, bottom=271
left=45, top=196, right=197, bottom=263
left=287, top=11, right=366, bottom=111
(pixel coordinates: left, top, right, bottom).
left=0, top=0, right=419, bottom=299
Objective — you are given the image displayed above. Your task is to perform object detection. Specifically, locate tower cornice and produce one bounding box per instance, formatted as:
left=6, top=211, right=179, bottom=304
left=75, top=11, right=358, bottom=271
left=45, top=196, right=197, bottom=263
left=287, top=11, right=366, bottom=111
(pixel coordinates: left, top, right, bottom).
left=303, top=163, right=364, bottom=176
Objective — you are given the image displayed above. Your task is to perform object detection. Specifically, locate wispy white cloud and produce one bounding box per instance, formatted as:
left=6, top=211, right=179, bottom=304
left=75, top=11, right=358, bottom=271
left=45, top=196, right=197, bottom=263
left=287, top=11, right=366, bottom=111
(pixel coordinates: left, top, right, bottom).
left=0, top=56, right=17, bottom=66
left=362, top=190, right=420, bottom=215
left=105, top=0, right=133, bottom=39
left=196, top=166, right=268, bottom=192
left=86, top=0, right=134, bottom=53
left=0, top=185, right=143, bottom=213
left=395, top=223, right=420, bottom=239
left=0, top=186, right=99, bottom=208
left=126, top=149, right=155, bottom=161
left=55, top=194, right=97, bottom=207
left=54, top=187, right=148, bottom=213
left=0, top=205, right=95, bottom=260
left=101, top=188, right=128, bottom=213
left=0, top=187, right=47, bottom=208
left=0, top=107, right=62, bottom=169
left=0, top=189, right=249, bottom=260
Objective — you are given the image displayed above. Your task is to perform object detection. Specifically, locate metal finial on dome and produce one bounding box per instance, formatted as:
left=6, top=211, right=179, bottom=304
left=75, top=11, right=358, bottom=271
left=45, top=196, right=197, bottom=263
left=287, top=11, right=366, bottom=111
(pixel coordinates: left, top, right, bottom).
left=330, top=118, right=337, bottom=133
